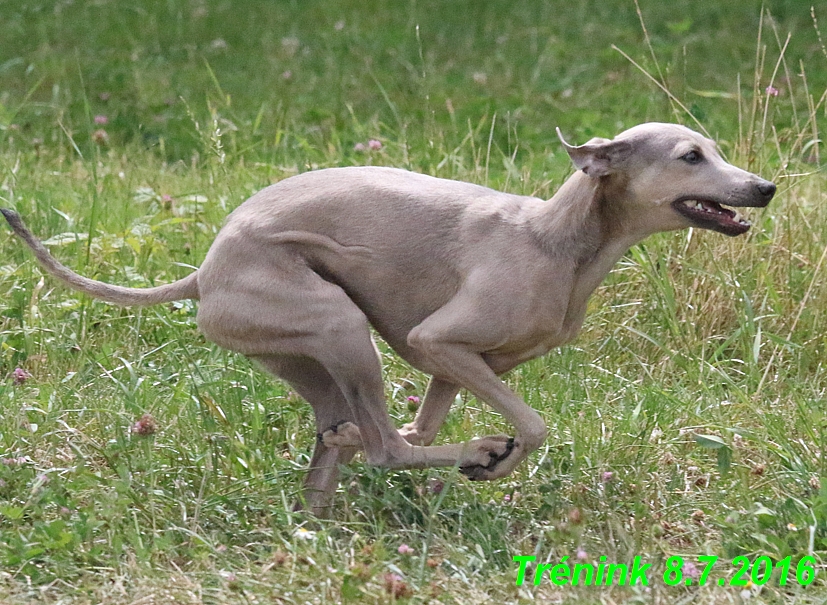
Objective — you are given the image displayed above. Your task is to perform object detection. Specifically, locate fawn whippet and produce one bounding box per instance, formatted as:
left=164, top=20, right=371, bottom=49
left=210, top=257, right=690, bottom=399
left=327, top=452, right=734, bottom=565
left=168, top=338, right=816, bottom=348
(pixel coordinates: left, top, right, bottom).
left=2, top=123, right=775, bottom=515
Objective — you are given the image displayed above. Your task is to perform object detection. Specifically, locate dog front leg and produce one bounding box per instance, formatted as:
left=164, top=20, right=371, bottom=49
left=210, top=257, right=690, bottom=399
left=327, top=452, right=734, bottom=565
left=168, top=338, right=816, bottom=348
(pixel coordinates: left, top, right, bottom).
left=398, top=377, right=460, bottom=446
left=407, top=330, right=547, bottom=480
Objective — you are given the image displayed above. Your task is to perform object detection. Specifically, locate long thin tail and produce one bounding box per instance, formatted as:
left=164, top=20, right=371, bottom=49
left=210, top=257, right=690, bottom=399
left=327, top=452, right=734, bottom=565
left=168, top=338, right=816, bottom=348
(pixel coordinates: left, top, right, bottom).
left=1, top=209, right=199, bottom=306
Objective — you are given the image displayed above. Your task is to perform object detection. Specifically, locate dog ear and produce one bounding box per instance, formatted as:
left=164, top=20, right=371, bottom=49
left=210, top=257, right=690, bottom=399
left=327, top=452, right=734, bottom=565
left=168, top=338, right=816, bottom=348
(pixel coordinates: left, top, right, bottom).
left=556, top=128, right=632, bottom=178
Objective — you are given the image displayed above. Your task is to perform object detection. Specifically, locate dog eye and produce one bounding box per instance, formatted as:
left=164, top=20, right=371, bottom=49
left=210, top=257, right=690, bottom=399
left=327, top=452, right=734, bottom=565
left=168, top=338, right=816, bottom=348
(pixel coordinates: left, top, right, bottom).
left=681, top=150, right=703, bottom=164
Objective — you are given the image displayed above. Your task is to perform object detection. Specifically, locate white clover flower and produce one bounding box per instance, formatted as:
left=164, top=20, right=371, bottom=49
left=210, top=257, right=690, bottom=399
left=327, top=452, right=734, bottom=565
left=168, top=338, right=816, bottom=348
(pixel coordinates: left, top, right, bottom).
left=294, top=527, right=316, bottom=541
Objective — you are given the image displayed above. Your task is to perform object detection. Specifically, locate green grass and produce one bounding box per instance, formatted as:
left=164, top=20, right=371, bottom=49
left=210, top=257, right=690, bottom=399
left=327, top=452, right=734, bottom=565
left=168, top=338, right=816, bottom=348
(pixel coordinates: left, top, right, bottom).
left=1, top=1, right=827, bottom=603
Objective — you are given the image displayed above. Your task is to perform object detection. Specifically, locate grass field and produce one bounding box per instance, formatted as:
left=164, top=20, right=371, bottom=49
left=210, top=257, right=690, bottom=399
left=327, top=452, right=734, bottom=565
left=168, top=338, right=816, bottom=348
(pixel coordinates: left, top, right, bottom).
left=1, top=1, right=827, bottom=603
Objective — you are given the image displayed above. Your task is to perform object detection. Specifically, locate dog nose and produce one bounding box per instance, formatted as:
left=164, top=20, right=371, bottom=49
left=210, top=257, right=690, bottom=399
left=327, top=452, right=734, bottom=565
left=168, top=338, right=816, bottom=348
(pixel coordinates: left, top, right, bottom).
left=757, top=180, right=776, bottom=200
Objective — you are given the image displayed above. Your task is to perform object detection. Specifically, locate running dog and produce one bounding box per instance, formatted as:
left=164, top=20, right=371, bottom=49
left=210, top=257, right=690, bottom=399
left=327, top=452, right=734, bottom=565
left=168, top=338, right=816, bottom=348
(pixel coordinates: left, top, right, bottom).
left=1, top=123, right=775, bottom=515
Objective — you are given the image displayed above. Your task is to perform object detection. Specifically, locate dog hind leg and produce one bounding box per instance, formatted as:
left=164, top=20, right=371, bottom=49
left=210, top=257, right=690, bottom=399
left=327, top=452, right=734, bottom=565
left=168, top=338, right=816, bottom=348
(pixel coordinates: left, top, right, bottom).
left=254, top=354, right=358, bottom=517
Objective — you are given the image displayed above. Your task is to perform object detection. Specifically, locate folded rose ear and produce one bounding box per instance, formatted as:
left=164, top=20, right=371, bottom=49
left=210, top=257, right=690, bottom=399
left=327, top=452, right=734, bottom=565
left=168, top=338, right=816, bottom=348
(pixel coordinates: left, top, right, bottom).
left=556, top=127, right=633, bottom=178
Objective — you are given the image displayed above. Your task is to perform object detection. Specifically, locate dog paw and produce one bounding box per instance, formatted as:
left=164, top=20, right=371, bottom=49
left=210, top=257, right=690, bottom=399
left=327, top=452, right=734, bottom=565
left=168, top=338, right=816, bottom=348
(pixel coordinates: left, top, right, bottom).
left=319, top=421, right=363, bottom=449
left=459, top=436, right=516, bottom=481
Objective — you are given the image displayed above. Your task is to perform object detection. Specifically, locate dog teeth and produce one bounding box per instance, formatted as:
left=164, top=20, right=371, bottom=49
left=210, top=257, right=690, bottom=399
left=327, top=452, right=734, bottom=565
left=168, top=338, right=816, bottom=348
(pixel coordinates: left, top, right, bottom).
left=683, top=200, right=713, bottom=213
left=732, top=210, right=751, bottom=226
left=683, top=200, right=749, bottom=225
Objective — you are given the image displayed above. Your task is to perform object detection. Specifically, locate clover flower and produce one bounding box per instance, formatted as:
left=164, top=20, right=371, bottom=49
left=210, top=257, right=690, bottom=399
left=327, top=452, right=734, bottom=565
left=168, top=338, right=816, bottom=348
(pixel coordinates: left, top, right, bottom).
left=13, top=368, right=31, bottom=385
left=398, top=543, right=414, bottom=555
left=132, top=413, right=158, bottom=436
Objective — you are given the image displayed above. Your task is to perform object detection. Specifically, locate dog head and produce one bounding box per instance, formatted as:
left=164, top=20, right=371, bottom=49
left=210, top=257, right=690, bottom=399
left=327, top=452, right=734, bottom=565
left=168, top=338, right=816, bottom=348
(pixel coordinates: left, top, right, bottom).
left=557, top=123, right=775, bottom=237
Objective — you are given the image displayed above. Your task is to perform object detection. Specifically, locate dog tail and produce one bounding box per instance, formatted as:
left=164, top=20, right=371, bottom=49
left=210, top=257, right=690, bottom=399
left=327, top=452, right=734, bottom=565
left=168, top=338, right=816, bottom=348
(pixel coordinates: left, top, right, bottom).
left=1, top=208, right=200, bottom=306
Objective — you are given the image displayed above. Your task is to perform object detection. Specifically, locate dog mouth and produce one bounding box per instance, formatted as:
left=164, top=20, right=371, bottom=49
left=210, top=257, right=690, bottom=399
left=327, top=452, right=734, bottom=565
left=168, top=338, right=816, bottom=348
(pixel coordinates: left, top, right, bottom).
left=671, top=198, right=752, bottom=237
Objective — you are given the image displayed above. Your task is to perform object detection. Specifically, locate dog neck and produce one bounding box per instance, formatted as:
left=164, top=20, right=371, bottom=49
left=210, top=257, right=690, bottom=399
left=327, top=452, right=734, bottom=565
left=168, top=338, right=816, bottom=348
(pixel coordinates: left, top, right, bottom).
left=529, top=171, right=641, bottom=258
left=527, top=171, right=601, bottom=258
left=528, top=170, right=648, bottom=328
